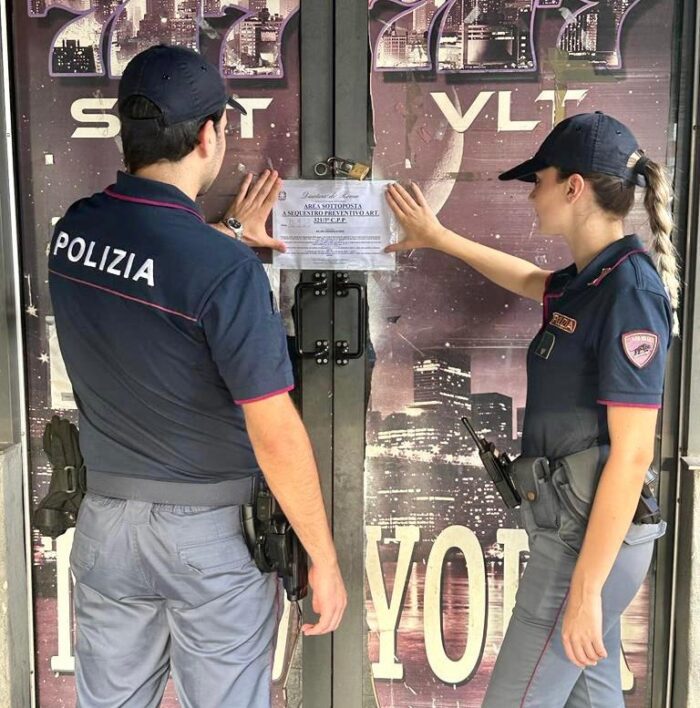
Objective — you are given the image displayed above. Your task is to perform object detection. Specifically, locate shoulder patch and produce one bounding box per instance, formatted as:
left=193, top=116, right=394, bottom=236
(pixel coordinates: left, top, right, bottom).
left=622, top=331, right=659, bottom=368
left=550, top=312, right=577, bottom=334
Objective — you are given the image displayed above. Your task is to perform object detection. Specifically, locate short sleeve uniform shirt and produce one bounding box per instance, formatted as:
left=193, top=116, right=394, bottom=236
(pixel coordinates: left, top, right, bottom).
left=522, top=234, right=672, bottom=460
left=48, top=172, right=294, bottom=488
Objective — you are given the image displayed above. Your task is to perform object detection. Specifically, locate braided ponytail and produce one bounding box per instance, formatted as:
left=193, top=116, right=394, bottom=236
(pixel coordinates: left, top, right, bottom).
left=630, top=151, right=681, bottom=336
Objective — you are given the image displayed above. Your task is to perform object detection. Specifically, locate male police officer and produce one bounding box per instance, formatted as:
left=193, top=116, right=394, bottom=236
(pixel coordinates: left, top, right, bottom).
left=48, top=44, right=346, bottom=707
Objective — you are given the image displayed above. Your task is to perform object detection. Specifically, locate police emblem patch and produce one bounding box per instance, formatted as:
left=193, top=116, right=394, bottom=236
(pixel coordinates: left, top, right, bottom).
left=622, top=331, right=659, bottom=368
left=550, top=312, right=577, bottom=334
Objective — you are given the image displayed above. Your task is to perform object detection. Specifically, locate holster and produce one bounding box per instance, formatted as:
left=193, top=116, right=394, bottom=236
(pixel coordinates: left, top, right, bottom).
left=550, top=445, right=661, bottom=522
left=34, top=416, right=87, bottom=538
left=550, top=445, right=609, bottom=521
left=240, top=479, right=308, bottom=602
left=511, top=445, right=666, bottom=550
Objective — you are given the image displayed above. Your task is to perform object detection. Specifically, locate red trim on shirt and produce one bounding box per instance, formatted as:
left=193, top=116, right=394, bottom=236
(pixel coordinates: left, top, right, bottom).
left=520, top=590, right=569, bottom=707
left=49, top=269, right=198, bottom=322
left=235, top=385, right=295, bottom=405
left=588, top=248, right=647, bottom=286
left=104, top=188, right=204, bottom=222
left=596, top=399, right=661, bottom=409
left=543, top=290, right=565, bottom=326
left=542, top=270, right=562, bottom=325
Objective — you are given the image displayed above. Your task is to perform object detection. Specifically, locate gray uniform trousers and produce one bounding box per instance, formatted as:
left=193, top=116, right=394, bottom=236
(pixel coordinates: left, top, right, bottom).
left=483, top=489, right=664, bottom=707
left=70, top=492, right=280, bottom=708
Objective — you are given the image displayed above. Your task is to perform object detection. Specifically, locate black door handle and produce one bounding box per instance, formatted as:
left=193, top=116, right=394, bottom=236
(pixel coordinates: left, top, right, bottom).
left=334, top=273, right=366, bottom=365
left=293, top=272, right=330, bottom=365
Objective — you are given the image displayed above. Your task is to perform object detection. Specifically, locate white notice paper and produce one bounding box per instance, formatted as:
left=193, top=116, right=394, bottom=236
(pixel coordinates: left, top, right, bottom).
left=272, top=180, right=397, bottom=270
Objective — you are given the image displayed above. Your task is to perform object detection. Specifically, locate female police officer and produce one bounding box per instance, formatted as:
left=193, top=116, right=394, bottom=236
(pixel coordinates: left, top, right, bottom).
left=385, top=112, right=678, bottom=707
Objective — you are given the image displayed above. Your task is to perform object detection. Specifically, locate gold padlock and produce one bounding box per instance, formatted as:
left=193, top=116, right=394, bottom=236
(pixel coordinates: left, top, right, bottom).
left=344, top=161, right=371, bottom=180
left=314, top=156, right=370, bottom=180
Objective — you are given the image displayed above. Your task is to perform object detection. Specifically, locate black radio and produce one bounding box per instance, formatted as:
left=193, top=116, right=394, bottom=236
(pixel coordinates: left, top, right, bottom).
left=461, top=416, right=520, bottom=509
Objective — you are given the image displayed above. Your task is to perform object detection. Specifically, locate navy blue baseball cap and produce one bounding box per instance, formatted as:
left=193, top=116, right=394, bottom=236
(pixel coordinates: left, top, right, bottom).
left=118, top=44, right=247, bottom=124
left=498, top=112, right=646, bottom=187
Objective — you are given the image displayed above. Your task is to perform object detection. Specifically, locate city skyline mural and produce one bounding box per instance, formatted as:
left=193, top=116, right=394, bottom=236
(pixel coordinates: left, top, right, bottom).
left=28, top=0, right=300, bottom=78
left=372, top=0, right=644, bottom=72
left=366, top=0, right=676, bottom=701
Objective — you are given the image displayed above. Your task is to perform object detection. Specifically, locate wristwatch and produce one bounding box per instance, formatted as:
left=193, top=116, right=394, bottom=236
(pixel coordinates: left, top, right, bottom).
left=222, top=216, right=244, bottom=240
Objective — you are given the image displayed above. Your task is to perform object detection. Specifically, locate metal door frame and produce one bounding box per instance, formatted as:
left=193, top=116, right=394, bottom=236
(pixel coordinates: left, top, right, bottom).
left=330, top=2, right=371, bottom=706
left=299, top=2, right=335, bottom=704
left=666, top=0, right=700, bottom=702
left=299, top=1, right=371, bottom=706
left=650, top=0, right=696, bottom=701
left=0, top=1, right=36, bottom=705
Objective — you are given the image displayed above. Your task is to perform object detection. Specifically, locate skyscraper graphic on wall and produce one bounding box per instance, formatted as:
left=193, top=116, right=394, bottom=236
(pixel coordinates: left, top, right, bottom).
left=365, top=346, right=518, bottom=553
left=373, top=0, right=642, bottom=71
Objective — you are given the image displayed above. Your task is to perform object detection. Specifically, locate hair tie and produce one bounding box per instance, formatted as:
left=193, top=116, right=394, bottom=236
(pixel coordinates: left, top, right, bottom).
left=634, top=153, right=651, bottom=175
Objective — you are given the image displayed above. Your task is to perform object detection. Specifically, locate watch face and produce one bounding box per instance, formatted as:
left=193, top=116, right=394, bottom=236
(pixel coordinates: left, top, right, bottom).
left=226, top=217, right=242, bottom=230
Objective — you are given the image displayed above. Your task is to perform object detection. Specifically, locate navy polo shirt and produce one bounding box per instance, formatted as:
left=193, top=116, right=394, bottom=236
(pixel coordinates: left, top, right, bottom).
left=522, top=234, right=672, bottom=460
left=48, top=171, right=294, bottom=505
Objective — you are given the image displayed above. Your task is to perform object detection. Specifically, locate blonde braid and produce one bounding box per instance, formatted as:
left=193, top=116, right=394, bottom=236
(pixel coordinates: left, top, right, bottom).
left=632, top=151, right=681, bottom=336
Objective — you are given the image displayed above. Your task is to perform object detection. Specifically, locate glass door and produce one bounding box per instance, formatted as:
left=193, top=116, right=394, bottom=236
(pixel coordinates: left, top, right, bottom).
left=11, top=0, right=309, bottom=704
left=364, top=0, right=684, bottom=705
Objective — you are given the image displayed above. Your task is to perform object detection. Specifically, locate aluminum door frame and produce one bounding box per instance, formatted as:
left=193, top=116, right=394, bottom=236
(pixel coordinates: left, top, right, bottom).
left=299, top=1, right=371, bottom=706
